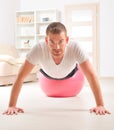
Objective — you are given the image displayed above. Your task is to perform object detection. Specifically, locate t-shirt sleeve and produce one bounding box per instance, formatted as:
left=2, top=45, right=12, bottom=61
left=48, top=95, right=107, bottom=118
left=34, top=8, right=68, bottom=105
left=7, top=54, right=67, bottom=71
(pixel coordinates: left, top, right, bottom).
left=73, top=42, right=89, bottom=64
left=26, top=43, right=41, bottom=65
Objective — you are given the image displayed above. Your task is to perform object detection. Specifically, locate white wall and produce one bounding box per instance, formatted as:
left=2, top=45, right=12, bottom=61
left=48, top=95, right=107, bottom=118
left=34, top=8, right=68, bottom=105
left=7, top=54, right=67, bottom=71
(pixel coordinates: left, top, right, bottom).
left=0, top=0, right=20, bottom=45
left=100, top=0, right=114, bottom=77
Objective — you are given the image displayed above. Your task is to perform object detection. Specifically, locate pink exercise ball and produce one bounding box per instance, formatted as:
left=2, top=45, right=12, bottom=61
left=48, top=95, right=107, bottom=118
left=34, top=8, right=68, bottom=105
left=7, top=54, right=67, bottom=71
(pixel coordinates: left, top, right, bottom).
left=38, top=68, right=84, bottom=97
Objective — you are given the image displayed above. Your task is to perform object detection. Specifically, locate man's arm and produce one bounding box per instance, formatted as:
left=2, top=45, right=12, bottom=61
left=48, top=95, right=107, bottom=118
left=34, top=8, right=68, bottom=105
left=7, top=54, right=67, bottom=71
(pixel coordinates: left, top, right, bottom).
left=3, top=60, right=35, bottom=115
left=80, top=59, right=110, bottom=115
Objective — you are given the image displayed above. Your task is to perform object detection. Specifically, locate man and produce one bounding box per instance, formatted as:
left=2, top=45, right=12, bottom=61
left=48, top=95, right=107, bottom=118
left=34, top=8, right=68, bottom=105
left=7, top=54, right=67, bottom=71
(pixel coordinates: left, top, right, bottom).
left=3, top=22, right=110, bottom=115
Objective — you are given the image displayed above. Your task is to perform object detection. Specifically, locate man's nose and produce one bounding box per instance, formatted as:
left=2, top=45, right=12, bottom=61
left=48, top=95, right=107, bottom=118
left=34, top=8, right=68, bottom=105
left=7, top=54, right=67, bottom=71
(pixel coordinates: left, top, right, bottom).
left=54, top=43, right=60, bottom=49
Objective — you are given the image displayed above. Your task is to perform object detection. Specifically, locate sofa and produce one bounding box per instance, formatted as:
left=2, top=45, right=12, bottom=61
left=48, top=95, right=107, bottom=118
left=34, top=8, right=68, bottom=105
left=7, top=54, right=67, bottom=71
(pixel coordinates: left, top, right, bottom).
left=0, top=44, right=40, bottom=86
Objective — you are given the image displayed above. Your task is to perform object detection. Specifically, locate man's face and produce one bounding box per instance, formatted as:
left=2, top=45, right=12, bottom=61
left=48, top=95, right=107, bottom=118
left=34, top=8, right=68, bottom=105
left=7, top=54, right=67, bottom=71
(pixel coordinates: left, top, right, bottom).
left=45, top=32, right=69, bottom=58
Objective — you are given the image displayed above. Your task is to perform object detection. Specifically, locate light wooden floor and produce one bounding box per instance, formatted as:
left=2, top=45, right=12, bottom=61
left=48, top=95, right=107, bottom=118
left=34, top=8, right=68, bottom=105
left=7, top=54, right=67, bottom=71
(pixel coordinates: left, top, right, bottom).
left=0, top=79, right=114, bottom=130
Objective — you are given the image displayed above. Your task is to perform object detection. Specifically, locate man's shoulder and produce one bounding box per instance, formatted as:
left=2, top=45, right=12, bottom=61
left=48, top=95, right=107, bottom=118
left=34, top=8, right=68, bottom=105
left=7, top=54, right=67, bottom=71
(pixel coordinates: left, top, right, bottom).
left=36, top=41, right=45, bottom=46
left=34, top=42, right=46, bottom=49
left=68, top=40, right=79, bottom=47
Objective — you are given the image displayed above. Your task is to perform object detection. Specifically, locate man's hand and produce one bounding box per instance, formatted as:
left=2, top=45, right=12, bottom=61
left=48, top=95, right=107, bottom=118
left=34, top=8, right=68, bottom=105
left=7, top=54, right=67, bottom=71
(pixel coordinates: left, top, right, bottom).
left=3, top=107, right=24, bottom=115
left=90, top=106, right=111, bottom=115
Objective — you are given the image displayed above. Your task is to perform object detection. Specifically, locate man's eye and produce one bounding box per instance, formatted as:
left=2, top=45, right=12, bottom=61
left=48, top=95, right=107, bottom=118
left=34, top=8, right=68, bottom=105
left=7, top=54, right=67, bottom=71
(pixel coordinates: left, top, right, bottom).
left=59, top=40, right=64, bottom=44
left=50, top=41, right=54, bottom=44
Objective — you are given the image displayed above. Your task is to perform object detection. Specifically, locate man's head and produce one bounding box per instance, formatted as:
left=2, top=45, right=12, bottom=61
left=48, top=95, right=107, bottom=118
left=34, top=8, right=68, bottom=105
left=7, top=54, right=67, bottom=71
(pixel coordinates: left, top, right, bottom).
left=46, top=22, right=67, bottom=36
left=45, top=22, right=69, bottom=58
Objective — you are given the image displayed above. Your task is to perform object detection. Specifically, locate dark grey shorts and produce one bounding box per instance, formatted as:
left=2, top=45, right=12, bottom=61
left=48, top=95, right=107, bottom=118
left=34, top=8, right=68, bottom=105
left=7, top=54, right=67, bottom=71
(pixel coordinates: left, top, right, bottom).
left=39, top=64, right=78, bottom=80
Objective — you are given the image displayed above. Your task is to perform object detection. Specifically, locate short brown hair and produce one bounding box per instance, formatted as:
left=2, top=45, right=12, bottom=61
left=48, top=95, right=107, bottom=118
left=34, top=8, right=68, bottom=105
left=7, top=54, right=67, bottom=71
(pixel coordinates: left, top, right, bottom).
left=46, top=22, right=67, bottom=35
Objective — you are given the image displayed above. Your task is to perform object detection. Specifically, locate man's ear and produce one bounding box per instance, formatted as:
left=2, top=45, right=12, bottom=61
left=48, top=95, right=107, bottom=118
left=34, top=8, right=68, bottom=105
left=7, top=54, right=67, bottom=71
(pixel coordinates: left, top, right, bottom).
left=66, top=36, right=69, bottom=44
left=45, top=37, right=48, bottom=44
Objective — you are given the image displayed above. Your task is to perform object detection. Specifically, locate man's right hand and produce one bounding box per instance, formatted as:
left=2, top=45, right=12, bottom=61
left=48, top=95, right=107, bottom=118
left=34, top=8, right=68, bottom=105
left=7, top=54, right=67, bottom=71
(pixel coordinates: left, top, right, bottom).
left=3, top=107, right=24, bottom=115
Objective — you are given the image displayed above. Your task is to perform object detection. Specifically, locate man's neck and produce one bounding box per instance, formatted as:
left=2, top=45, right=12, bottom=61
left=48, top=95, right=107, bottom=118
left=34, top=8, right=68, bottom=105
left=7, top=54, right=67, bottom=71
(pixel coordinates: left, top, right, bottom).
left=52, top=55, right=63, bottom=65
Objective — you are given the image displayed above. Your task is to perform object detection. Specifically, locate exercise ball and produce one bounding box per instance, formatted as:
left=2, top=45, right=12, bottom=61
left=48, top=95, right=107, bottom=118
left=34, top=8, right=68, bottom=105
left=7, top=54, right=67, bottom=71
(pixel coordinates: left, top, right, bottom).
left=38, top=68, right=84, bottom=97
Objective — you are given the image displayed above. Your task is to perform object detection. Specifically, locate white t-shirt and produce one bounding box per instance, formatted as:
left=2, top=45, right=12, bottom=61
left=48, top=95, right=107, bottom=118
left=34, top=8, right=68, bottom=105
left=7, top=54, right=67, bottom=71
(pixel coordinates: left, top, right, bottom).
left=26, top=41, right=88, bottom=79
